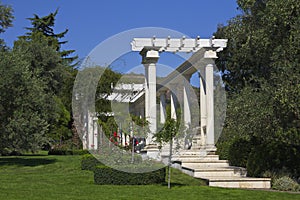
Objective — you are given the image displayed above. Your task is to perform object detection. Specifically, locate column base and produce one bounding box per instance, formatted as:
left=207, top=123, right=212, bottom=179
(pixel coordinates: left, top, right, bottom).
left=143, top=143, right=161, bottom=160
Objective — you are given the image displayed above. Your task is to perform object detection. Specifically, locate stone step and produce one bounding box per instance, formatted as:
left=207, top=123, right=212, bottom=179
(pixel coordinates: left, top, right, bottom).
left=181, top=160, right=229, bottom=168
left=172, top=154, right=220, bottom=161
left=171, top=149, right=271, bottom=189
left=204, top=177, right=271, bottom=189
left=190, top=167, right=247, bottom=178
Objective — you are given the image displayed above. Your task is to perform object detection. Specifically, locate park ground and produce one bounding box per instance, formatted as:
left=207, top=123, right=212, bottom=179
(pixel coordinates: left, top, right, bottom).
left=0, top=153, right=299, bottom=200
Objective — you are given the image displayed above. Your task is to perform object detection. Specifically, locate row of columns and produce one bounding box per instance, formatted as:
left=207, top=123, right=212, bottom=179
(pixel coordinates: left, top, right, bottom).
left=142, top=48, right=216, bottom=150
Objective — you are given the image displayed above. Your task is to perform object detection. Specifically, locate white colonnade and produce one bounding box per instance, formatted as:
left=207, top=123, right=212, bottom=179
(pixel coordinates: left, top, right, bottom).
left=131, top=37, right=227, bottom=152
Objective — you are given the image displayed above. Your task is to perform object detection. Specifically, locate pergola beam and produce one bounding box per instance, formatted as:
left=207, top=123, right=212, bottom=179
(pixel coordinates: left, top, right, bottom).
left=131, top=37, right=227, bottom=53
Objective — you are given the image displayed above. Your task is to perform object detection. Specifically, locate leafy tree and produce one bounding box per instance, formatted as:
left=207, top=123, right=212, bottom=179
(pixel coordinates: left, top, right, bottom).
left=154, top=102, right=180, bottom=188
left=0, top=50, right=54, bottom=154
left=155, top=118, right=178, bottom=189
left=215, top=0, right=300, bottom=178
left=0, top=9, right=79, bottom=153
left=17, top=10, right=80, bottom=148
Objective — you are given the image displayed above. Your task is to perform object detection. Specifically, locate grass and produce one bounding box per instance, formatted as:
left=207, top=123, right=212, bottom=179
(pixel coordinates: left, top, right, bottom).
left=0, top=154, right=299, bottom=200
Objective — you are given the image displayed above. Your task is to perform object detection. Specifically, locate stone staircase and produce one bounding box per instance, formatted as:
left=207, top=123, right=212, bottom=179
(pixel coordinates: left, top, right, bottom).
left=170, top=151, right=271, bottom=189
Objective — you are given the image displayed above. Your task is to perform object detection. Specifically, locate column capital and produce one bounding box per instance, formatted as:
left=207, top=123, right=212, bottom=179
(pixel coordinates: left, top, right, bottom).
left=183, top=73, right=192, bottom=82
left=140, top=47, right=160, bottom=64
left=204, top=50, right=218, bottom=59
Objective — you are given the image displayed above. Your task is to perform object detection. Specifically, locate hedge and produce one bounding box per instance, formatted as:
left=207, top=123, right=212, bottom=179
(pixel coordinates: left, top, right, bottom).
left=81, top=154, right=103, bottom=170
left=48, top=149, right=89, bottom=155
left=94, top=165, right=166, bottom=185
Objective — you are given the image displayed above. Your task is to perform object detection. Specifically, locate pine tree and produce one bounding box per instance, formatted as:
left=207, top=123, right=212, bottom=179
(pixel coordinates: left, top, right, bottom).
left=0, top=2, right=14, bottom=50
left=20, top=9, right=77, bottom=64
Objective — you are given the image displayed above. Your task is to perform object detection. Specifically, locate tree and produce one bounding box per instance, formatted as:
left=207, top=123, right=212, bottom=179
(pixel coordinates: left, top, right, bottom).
left=20, top=9, right=77, bottom=63
left=0, top=50, right=54, bottom=154
left=215, top=0, right=300, bottom=178
left=16, top=10, right=80, bottom=148
left=155, top=118, right=179, bottom=189
left=0, top=9, right=80, bottom=153
left=0, top=1, right=14, bottom=50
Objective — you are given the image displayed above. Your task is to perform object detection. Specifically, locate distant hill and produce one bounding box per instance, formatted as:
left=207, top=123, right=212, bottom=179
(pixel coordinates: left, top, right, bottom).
left=119, top=72, right=165, bottom=84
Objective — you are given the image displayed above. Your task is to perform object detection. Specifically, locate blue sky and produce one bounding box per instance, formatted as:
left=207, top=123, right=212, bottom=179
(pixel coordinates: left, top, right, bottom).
left=2, top=0, right=240, bottom=61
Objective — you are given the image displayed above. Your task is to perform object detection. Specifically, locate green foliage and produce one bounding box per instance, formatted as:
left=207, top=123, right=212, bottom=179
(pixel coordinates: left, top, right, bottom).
left=48, top=148, right=89, bottom=156
left=246, top=129, right=300, bottom=177
left=0, top=1, right=13, bottom=50
left=0, top=2, right=13, bottom=33
left=0, top=50, right=53, bottom=154
left=155, top=118, right=179, bottom=144
left=48, top=97, right=72, bottom=144
left=81, top=154, right=102, bottom=170
left=94, top=165, right=166, bottom=185
left=0, top=10, right=79, bottom=151
left=272, top=176, right=300, bottom=192
left=228, top=138, right=252, bottom=168
left=215, top=0, right=300, bottom=178
left=20, top=9, right=77, bottom=63
left=96, top=67, right=122, bottom=118
left=14, top=32, right=67, bottom=95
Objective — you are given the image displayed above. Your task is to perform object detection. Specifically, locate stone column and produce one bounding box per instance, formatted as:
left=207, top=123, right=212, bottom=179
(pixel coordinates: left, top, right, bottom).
left=140, top=48, right=159, bottom=144
left=205, top=63, right=216, bottom=152
left=170, top=92, right=177, bottom=120
left=144, top=69, right=149, bottom=120
left=160, top=92, right=166, bottom=124
left=87, top=111, right=95, bottom=150
left=93, top=117, right=98, bottom=150
left=183, top=77, right=191, bottom=128
left=199, top=73, right=207, bottom=147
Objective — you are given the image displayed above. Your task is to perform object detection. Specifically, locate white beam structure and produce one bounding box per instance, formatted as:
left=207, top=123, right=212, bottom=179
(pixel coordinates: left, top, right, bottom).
left=131, top=37, right=227, bottom=53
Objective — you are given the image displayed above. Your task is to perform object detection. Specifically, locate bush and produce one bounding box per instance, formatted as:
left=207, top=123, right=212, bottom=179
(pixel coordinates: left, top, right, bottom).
left=246, top=137, right=300, bottom=178
left=272, top=176, right=300, bottom=192
left=228, top=138, right=252, bottom=167
left=94, top=165, right=166, bottom=185
left=48, top=149, right=89, bottom=155
left=72, top=149, right=90, bottom=155
left=81, top=154, right=103, bottom=171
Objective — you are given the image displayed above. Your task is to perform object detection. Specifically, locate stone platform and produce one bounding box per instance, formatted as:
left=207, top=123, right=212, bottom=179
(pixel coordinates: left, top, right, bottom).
left=170, top=150, right=271, bottom=189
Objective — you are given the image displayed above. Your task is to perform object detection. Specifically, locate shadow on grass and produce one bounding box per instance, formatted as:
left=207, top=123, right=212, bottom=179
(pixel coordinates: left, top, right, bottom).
left=0, top=157, right=56, bottom=167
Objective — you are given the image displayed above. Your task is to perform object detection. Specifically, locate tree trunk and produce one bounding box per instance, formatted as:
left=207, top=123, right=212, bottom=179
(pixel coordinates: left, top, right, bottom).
left=168, top=137, right=173, bottom=189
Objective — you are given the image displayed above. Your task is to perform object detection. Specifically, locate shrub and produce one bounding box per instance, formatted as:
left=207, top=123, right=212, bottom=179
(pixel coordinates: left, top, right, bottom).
left=48, top=149, right=89, bottom=155
left=72, top=149, right=90, bottom=155
left=228, top=138, right=252, bottom=167
left=272, top=176, right=300, bottom=192
left=94, top=165, right=166, bottom=185
left=81, top=154, right=103, bottom=171
left=246, top=145, right=270, bottom=177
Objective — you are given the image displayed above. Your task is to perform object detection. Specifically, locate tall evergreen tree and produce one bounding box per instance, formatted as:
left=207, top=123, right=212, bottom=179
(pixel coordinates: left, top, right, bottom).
left=0, top=1, right=14, bottom=50
left=20, top=9, right=77, bottom=63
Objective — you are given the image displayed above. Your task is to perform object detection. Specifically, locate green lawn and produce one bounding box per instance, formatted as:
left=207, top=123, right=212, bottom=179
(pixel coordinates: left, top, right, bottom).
left=0, top=154, right=299, bottom=200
